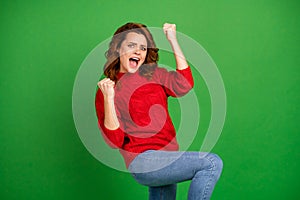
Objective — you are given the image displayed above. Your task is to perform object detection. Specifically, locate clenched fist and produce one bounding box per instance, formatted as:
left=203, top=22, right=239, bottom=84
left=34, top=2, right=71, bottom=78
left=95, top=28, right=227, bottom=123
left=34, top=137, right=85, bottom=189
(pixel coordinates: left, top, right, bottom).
left=97, top=78, right=115, bottom=99
left=163, top=23, right=177, bottom=42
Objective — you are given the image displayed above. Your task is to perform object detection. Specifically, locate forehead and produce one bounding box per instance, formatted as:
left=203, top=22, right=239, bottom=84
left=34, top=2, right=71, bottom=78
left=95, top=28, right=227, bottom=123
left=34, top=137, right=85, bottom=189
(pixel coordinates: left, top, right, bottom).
left=124, top=32, right=147, bottom=45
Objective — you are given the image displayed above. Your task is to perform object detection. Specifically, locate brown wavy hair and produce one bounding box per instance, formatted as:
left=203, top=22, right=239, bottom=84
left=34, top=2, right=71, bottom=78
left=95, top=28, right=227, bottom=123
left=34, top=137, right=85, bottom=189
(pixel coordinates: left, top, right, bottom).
left=104, top=22, right=159, bottom=82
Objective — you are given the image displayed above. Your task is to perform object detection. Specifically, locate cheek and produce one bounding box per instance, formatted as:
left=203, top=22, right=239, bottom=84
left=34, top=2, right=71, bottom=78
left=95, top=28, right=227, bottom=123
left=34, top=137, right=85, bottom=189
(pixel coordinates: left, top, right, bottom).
left=119, top=49, right=130, bottom=61
left=118, top=50, right=127, bottom=63
left=119, top=55, right=127, bottom=65
left=120, top=46, right=134, bottom=55
left=142, top=52, right=147, bottom=62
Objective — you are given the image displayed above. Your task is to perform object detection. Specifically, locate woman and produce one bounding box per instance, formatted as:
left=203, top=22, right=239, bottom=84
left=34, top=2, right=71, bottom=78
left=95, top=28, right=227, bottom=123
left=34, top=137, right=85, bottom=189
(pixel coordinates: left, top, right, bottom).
left=95, top=22, right=223, bottom=200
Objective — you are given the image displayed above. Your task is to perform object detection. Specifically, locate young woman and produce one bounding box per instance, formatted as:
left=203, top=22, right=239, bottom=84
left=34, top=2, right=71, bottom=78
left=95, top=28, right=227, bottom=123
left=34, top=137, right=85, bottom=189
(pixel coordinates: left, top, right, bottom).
left=95, top=22, right=223, bottom=200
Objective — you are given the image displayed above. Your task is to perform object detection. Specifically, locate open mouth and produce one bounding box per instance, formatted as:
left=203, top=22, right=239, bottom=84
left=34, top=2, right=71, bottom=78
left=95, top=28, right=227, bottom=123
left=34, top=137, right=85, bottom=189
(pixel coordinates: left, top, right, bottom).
left=129, top=57, right=140, bottom=68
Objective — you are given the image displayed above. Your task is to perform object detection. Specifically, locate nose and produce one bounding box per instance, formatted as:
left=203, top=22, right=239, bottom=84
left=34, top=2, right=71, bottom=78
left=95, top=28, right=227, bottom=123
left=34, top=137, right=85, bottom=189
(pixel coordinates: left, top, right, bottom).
left=134, top=47, right=141, bottom=55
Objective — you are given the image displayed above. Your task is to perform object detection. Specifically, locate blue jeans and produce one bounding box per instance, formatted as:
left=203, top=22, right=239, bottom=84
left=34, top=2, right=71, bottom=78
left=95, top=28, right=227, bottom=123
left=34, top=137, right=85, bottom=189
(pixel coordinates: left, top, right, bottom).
left=128, top=150, right=223, bottom=200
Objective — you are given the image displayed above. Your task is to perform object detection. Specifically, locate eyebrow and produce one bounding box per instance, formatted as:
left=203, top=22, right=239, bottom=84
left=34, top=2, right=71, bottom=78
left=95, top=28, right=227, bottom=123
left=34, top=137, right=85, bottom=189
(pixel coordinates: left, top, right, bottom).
left=128, top=42, right=147, bottom=47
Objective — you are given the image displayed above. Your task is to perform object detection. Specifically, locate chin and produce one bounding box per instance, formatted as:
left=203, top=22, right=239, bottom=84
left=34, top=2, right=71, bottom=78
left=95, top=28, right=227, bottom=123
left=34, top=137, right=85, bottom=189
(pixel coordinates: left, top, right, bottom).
left=128, top=68, right=139, bottom=73
left=127, top=65, right=141, bottom=73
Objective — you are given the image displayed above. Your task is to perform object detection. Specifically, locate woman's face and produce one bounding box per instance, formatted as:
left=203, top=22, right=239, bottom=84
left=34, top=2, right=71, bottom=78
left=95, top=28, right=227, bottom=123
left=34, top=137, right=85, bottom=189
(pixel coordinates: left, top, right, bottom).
left=118, top=32, right=147, bottom=73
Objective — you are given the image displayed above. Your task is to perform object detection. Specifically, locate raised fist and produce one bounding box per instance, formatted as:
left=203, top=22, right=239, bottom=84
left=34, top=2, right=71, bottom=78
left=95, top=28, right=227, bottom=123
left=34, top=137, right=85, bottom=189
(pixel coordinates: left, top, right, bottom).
left=163, top=23, right=177, bottom=42
left=97, top=78, right=115, bottom=99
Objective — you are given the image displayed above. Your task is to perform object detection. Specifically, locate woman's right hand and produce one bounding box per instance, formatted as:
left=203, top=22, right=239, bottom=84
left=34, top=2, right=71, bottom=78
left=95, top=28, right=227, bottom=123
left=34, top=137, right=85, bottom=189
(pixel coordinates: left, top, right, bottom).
left=97, top=78, right=115, bottom=99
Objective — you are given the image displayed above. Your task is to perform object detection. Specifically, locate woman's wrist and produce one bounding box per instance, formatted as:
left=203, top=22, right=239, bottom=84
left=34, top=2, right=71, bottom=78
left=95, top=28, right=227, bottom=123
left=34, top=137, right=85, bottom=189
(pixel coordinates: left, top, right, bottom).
left=168, top=37, right=178, bottom=47
left=104, top=95, right=114, bottom=102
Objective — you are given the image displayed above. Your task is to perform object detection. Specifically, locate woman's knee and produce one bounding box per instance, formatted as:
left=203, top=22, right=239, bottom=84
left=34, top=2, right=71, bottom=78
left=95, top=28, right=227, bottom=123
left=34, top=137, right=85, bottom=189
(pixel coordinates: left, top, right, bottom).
left=206, top=153, right=223, bottom=173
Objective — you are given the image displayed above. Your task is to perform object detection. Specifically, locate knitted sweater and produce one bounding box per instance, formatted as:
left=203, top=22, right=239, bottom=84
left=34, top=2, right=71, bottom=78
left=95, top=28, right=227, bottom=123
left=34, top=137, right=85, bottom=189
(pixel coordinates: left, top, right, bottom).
left=95, top=66, right=194, bottom=168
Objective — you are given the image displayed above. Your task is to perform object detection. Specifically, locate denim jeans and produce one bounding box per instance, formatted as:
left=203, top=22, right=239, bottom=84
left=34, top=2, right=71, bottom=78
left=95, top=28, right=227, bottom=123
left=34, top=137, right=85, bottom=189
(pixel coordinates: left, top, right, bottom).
left=128, top=150, right=223, bottom=200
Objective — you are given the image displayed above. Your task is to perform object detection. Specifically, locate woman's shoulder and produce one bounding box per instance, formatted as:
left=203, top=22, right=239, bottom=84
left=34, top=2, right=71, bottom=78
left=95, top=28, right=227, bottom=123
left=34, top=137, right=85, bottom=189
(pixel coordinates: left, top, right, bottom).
left=153, top=65, right=170, bottom=76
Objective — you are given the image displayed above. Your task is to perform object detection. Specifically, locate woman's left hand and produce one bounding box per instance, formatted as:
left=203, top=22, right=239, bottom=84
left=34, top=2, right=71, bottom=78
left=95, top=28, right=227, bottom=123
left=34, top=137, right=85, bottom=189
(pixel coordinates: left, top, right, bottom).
left=163, top=23, right=177, bottom=42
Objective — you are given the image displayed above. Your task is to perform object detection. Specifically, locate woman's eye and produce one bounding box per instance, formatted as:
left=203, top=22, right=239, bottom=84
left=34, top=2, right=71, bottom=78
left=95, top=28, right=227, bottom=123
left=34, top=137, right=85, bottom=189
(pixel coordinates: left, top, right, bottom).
left=128, top=44, right=134, bottom=48
left=141, top=47, right=147, bottom=51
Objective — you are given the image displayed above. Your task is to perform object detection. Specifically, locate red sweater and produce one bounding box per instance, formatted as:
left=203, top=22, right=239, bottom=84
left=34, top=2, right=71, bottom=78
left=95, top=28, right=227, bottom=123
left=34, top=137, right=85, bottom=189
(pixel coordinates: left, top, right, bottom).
left=95, top=66, right=194, bottom=168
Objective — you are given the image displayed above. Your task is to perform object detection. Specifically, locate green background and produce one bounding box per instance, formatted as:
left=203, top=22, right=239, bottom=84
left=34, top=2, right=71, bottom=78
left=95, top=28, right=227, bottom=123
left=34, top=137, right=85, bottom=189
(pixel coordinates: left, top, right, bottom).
left=1, top=0, right=299, bottom=199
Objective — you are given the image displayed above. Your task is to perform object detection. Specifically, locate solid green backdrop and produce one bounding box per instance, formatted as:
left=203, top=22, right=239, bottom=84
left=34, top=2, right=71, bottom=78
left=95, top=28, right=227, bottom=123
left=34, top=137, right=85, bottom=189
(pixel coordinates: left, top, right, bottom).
left=0, top=0, right=299, bottom=199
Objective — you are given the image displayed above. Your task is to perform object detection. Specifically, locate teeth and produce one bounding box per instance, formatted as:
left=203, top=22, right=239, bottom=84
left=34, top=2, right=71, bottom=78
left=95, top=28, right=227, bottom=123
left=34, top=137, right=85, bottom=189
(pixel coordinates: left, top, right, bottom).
left=130, top=57, right=140, bottom=61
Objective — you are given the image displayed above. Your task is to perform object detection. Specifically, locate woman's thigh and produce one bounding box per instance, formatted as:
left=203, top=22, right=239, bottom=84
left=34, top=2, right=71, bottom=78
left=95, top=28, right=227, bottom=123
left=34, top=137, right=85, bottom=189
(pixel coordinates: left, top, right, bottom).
left=128, top=150, right=222, bottom=187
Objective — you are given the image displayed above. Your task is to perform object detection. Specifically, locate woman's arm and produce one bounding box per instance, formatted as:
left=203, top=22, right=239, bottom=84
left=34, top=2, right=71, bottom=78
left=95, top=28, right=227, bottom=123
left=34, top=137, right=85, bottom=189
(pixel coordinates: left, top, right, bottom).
left=97, top=78, right=120, bottom=130
left=163, top=23, right=189, bottom=70
left=95, top=78, right=125, bottom=149
left=158, top=23, right=193, bottom=97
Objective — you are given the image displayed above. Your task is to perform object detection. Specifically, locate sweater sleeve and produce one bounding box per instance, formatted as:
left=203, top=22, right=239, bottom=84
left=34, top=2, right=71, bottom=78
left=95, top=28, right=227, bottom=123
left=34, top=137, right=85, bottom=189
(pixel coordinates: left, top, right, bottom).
left=95, top=88, right=125, bottom=149
left=156, top=66, right=194, bottom=97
